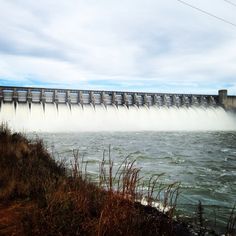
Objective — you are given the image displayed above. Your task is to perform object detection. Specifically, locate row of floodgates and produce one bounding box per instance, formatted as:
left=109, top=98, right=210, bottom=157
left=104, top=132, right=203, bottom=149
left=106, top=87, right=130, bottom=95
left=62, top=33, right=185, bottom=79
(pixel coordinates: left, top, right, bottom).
left=0, top=86, right=219, bottom=107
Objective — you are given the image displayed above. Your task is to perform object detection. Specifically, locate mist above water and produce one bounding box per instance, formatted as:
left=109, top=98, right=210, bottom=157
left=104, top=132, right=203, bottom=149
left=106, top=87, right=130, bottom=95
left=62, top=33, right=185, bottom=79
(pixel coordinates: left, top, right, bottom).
left=0, top=103, right=236, bottom=132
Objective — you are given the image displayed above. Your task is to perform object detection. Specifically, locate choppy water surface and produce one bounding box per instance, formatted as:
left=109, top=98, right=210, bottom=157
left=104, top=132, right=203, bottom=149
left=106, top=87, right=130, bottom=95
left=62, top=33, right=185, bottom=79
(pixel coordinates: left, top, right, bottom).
left=31, top=131, right=235, bottom=231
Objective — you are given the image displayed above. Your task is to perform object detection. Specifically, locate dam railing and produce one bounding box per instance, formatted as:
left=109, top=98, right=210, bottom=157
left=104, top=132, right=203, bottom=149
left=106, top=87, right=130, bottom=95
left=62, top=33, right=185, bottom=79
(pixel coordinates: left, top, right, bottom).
left=0, top=86, right=232, bottom=109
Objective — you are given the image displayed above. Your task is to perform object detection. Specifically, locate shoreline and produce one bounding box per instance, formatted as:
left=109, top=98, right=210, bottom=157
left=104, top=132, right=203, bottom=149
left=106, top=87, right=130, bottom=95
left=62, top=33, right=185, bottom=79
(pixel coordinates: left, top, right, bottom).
left=0, top=124, right=235, bottom=235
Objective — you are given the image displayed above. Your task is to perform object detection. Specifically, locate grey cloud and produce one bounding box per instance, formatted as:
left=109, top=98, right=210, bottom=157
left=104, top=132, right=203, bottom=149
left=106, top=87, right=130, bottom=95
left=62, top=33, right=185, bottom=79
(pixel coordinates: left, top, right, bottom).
left=0, top=0, right=236, bottom=94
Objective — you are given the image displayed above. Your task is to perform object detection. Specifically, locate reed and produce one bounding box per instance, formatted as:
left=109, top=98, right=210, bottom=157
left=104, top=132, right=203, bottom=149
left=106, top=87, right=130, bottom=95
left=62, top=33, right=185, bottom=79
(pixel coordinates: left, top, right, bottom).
left=226, top=204, right=236, bottom=236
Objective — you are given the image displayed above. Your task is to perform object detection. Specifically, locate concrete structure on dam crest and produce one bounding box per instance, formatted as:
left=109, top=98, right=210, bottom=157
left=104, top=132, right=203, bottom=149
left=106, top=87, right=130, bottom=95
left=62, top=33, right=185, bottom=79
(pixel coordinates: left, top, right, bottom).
left=0, top=86, right=235, bottom=111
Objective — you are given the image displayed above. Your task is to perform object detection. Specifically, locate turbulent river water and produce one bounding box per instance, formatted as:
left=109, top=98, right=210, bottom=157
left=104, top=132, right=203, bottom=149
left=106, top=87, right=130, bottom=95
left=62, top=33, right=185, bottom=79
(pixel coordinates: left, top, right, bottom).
left=30, top=131, right=236, bottom=232
left=1, top=103, right=236, bottom=232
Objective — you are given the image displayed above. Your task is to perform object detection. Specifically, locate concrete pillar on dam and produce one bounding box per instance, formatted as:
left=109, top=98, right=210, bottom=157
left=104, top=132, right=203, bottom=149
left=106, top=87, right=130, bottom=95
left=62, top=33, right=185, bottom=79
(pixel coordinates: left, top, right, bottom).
left=172, top=95, right=177, bottom=106
left=13, top=88, right=17, bottom=109
left=153, top=94, right=158, bottom=106
left=101, top=91, right=106, bottom=107
left=133, top=93, right=138, bottom=107
left=218, top=90, right=227, bottom=108
left=123, top=93, right=128, bottom=107
left=144, top=94, right=148, bottom=107
left=27, top=89, right=32, bottom=103
left=53, top=90, right=58, bottom=104
left=66, top=90, right=71, bottom=110
left=41, top=89, right=46, bottom=111
left=66, top=90, right=71, bottom=104
left=112, top=92, right=117, bottom=107
left=79, top=91, right=83, bottom=106
left=54, top=90, right=58, bottom=110
left=27, top=89, right=32, bottom=110
left=41, top=89, right=45, bottom=103
left=90, top=91, right=95, bottom=107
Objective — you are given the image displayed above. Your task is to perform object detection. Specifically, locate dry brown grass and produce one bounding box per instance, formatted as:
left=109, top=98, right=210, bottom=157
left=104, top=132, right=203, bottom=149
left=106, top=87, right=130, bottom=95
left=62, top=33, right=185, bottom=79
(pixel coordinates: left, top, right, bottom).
left=0, top=124, right=65, bottom=202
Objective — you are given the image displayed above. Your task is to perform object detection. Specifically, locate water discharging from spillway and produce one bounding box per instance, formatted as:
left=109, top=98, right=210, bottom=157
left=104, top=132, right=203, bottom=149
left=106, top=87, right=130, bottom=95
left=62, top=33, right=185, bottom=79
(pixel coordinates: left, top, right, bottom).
left=0, top=103, right=236, bottom=132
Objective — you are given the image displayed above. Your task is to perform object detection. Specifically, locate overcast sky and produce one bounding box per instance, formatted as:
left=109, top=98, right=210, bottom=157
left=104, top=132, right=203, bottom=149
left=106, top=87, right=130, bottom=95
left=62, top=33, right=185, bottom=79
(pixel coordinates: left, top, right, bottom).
left=0, top=0, right=236, bottom=94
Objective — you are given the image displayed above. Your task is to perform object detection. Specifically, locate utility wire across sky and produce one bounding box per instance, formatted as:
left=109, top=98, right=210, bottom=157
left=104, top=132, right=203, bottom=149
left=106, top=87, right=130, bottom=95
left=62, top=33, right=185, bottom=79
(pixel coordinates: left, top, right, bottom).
left=223, top=0, right=236, bottom=8
left=176, top=0, right=236, bottom=28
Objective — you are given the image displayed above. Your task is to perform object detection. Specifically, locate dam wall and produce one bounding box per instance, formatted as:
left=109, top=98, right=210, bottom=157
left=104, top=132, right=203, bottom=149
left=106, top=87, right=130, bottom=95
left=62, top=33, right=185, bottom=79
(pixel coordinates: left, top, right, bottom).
left=218, top=89, right=236, bottom=111
left=1, top=86, right=236, bottom=132
left=0, top=86, right=224, bottom=109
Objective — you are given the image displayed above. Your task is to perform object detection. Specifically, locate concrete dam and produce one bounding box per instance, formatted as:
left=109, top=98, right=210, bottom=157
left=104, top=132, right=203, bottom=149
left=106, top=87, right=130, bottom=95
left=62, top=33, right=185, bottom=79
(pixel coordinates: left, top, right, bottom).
left=0, top=86, right=236, bottom=132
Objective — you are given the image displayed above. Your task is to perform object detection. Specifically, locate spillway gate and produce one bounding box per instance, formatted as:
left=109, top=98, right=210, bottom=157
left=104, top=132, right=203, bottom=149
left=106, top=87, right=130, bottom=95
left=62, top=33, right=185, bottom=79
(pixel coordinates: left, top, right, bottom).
left=0, top=86, right=224, bottom=109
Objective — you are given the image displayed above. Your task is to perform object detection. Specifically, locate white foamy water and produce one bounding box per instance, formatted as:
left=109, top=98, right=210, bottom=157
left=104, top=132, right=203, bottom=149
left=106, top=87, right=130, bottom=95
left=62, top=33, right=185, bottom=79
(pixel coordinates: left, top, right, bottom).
left=0, top=103, right=236, bottom=132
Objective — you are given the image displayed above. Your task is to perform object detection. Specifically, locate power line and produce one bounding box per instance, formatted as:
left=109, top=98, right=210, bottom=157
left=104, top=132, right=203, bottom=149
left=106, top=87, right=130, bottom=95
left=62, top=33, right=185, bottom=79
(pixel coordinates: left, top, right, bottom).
left=176, top=0, right=236, bottom=28
left=223, top=0, right=236, bottom=8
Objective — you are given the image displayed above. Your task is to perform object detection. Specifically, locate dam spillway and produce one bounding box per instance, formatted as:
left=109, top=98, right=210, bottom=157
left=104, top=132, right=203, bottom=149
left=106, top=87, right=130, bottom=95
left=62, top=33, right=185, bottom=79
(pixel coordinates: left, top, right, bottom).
left=0, top=86, right=220, bottom=108
left=0, top=86, right=236, bottom=132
